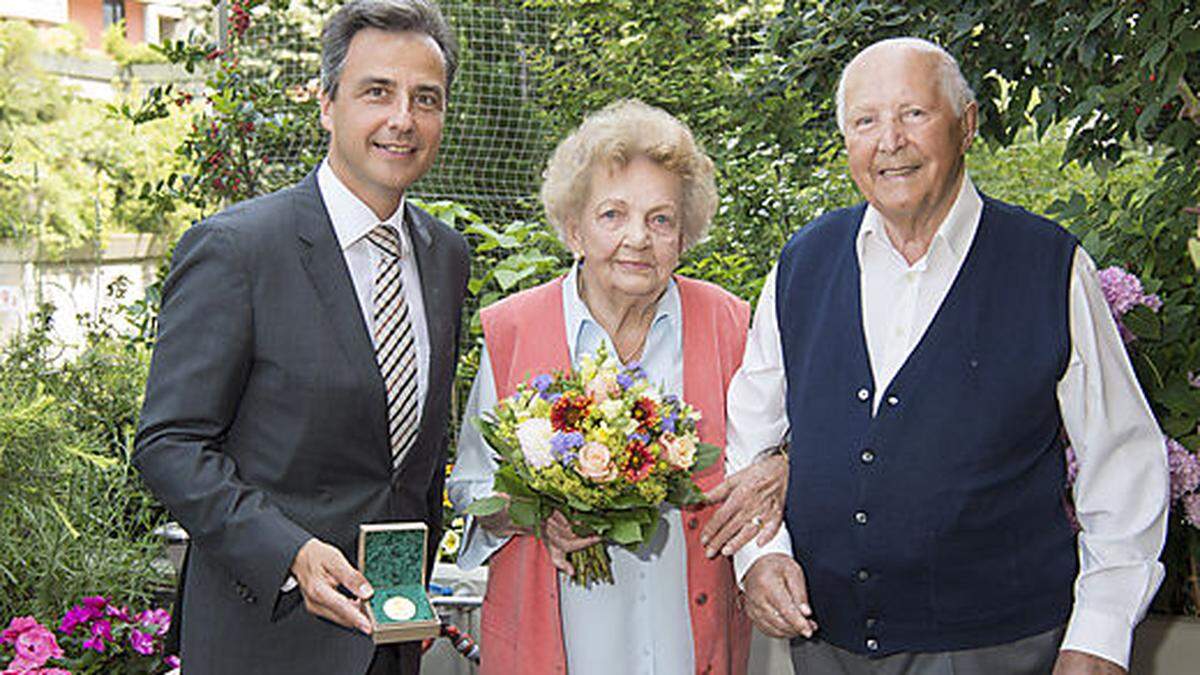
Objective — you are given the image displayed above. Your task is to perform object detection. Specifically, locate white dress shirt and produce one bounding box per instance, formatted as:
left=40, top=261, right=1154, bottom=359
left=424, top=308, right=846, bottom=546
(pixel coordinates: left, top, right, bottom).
left=727, top=174, right=1168, bottom=669
left=448, top=263, right=696, bottom=675
left=317, top=159, right=430, bottom=419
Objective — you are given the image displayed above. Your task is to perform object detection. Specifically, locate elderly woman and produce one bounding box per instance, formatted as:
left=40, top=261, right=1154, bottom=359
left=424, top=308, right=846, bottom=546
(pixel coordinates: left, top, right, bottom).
left=448, top=100, right=784, bottom=675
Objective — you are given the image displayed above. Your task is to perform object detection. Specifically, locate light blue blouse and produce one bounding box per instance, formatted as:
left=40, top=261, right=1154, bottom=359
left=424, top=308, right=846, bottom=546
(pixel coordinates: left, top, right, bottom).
left=447, top=263, right=695, bottom=675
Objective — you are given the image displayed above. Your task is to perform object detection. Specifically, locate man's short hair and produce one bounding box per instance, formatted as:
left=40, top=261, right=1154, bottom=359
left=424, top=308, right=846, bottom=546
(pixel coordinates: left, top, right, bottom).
left=835, top=37, right=976, bottom=135
left=321, top=0, right=459, bottom=99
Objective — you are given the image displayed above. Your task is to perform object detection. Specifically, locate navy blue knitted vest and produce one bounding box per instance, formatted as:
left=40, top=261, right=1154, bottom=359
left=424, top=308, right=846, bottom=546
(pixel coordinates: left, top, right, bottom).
left=776, top=195, right=1079, bottom=656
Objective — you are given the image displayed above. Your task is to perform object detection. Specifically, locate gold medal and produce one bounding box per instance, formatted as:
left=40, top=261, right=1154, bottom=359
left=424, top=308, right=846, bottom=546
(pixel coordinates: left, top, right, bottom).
left=382, top=596, right=416, bottom=621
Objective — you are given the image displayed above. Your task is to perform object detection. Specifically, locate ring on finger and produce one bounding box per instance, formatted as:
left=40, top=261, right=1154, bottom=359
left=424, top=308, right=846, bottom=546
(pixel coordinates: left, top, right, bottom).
left=751, top=515, right=764, bottom=528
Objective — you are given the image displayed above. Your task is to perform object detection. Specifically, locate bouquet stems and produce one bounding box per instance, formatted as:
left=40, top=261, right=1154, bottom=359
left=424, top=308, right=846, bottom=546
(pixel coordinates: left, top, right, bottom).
left=568, top=542, right=613, bottom=587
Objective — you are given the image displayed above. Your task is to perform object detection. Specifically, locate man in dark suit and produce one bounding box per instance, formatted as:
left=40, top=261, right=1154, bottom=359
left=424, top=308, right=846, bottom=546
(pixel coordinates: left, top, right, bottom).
left=133, top=2, right=469, bottom=673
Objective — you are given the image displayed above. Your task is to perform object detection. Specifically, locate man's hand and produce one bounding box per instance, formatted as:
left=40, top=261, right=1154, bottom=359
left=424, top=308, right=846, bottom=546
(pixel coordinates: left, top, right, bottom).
left=542, top=510, right=602, bottom=576
left=702, top=453, right=787, bottom=557
left=1052, top=650, right=1126, bottom=675
left=743, top=553, right=817, bottom=638
left=290, top=538, right=373, bottom=635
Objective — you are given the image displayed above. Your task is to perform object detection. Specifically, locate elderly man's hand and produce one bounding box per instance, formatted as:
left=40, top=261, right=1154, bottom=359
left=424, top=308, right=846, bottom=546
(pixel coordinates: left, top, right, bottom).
left=475, top=493, right=534, bottom=538
left=1051, top=650, right=1126, bottom=675
left=290, top=537, right=373, bottom=635
left=743, top=553, right=817, bottom=639
left=702, top=453, right=787, bottom=557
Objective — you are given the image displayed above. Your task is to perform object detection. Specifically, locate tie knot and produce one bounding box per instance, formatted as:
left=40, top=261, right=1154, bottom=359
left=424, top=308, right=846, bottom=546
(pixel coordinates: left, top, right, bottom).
left=367, top=224, right=402, bottom=258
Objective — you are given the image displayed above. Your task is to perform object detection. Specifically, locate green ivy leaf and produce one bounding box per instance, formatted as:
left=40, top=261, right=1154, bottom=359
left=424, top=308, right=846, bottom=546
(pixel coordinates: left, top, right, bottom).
left=1123, top=305, right=1162, bottom=341
left=464, top=496, right=507, bottom=517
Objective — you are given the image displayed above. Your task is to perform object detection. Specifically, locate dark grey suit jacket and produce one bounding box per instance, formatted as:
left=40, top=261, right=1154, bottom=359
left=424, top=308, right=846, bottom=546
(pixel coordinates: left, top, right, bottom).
left=134, top=173, right=469, bottom=674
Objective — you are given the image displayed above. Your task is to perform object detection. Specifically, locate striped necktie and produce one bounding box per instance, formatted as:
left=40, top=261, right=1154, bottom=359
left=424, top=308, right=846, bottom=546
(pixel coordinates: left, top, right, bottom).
left=367, top=223, right=420, bottom=469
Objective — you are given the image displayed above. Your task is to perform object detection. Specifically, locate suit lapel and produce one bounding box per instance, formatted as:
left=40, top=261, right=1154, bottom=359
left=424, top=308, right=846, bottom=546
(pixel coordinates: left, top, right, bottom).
left=293, top=174, right=390, bottom=461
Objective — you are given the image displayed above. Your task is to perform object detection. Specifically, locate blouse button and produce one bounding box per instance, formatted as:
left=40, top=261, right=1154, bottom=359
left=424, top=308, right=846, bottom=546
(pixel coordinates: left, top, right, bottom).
left=857, top=387, right=871, bottom=401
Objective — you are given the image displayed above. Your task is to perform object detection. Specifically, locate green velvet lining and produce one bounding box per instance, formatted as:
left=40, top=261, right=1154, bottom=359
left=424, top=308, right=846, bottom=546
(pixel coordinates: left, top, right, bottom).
left=370, top=585, right=435, bottom=625
left=364, top=527, right=425, bottom=587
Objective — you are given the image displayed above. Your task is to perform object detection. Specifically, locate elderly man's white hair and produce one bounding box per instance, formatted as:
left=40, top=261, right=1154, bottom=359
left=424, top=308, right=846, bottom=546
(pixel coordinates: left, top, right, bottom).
left=835, top=37, right=977, bottom=135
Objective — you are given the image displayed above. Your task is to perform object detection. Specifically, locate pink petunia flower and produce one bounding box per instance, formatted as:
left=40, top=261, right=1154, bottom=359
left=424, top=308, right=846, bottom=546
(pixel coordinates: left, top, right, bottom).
left=129, top=629, right=156, bottom=656
left=81, top=620, right=111, bottom=653
left=1167, top=437, right=1200, bottom=502
left=135, top=609, right=171, bottom=637
left=164, top=655, right=181, bottom=669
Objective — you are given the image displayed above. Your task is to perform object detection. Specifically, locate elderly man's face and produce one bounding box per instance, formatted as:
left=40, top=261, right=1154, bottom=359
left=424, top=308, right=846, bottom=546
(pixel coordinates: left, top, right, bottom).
left=842, top=48, right=976, bottom=231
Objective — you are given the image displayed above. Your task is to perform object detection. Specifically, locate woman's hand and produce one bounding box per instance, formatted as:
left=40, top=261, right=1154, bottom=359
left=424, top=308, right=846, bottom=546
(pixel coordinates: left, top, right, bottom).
left=542, top=510, right=602, bottom=576
left=475, top=492, right=534, bottom=538
left=701, top=452, right=788, bottom=557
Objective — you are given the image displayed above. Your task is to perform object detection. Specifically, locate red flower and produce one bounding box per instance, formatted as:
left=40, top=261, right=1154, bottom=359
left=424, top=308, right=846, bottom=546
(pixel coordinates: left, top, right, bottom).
left=621, top=440, right=655, bottom=482
left=550, top=393, right=591, bottom=432
left=631, top=397, right=658, bottom=432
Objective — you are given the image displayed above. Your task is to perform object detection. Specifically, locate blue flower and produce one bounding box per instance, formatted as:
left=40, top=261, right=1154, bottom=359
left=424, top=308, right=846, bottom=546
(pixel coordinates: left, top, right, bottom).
left=630, top=431, right=650, bottom=445
left=662, top=415, right=677, bottom=434
left=531, top=374, right=555, bottom=400
left=551, top=431, right=585, bottom=465
left=616, top=372, right=634, bottom=389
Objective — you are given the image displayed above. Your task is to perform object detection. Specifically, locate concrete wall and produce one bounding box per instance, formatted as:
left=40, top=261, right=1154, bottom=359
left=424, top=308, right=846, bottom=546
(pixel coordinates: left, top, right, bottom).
left=0, top=233, right=168, bottom=352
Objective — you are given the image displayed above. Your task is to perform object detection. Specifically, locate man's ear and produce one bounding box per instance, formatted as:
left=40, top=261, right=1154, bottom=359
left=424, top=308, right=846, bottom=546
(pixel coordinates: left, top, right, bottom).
left=319, top=91, right=335, bottom=135
left=959, top=101, right=978, bottom=154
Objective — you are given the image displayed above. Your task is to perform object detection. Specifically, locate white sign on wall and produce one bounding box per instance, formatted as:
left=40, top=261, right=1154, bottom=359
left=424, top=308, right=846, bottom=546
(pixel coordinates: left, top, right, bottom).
left=0, top=285, right=22, bottom=313
left=0, top=1, right=69, bottom=24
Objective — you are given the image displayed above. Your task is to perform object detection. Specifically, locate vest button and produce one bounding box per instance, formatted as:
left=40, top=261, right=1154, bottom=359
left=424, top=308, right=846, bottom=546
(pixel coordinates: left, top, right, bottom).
left=865, top=617, right=877, bottom=629
left=857, top=387, right=870, bottom=401
left=856, top=568, right=870, bottom=582
left=854, top=510, right=868, bottom=525
left=687, top=517, right=699, bottom=530
left=886, top=395, right=899, bottom=406
left=866, top=638, right=879, bottom=651
left=695, top=592, right=708, bottom=605
left=861, top=449, right=875, bottom=464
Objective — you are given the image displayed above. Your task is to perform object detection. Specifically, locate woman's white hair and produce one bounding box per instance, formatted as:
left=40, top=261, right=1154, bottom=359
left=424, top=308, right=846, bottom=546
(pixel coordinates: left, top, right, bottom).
left=835, top=37, right=976, bottom=134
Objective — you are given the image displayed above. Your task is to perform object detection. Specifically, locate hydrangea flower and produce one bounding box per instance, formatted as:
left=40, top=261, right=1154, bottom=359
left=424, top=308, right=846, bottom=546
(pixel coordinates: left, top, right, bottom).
left=1183, top=493, right=1200, bottom=530
left=1096, top=266, right=1163, bottom=343
left=1167, top=437, right=1200, bottom=502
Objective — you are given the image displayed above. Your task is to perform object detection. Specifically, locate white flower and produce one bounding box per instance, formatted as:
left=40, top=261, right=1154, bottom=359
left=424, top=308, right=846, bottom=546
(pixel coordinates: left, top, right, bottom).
left=514, top=417, right=555, bottom=468
left=599, top=398, right=626, bottom=421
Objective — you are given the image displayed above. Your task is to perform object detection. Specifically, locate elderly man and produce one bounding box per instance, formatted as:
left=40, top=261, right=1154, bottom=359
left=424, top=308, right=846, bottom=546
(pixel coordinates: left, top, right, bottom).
left=727, top=38, right=1168, bottom=674
left=133, top=1, right=469, bottom=673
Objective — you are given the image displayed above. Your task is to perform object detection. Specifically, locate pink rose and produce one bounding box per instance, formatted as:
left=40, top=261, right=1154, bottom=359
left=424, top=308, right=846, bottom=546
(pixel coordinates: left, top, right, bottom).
left=575, top=442, right=617, bottom=482
left=584, top=371, right=619, bottom=404
left=661, top=433, right=697, bottom=470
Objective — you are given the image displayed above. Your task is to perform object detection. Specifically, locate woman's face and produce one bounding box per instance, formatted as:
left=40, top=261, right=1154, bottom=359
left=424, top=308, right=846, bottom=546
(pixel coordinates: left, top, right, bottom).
left=569, top=155, right=684, bottom=305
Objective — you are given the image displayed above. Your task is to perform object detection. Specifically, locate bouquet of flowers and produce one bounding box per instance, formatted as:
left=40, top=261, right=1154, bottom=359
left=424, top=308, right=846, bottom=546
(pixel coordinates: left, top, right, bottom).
left=466, top=345, right=718, bottom=587
left=1, top=596, right=178, bottom=675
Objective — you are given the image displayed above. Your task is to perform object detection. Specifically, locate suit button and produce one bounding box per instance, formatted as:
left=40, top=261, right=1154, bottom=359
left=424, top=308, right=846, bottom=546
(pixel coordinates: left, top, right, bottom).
left=856, top=569, right=870, bottom=582
left=886, top=395, right=899, bottom=407
left=857, top=387, right=870, bottom=401
left=695, top=592, right=708, bottom=606
left=854, top=511, right=868, bottom=525
left=860, top=450, right=875, bottom=464
left=865, top=617, right=877, bottom=629
left=866, top=638, right=879, bottom=651
left=688, top=517, right=699, bottom=530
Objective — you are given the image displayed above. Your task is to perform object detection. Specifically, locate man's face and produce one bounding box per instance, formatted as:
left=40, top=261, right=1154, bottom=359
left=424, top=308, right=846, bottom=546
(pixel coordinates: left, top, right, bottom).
left=320, top=29, right=446, bottom=218
left=842, top=47, right=976, bottom=230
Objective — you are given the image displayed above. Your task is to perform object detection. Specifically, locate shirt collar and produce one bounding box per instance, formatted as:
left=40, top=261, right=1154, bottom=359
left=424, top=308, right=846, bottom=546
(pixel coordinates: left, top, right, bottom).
left=317, top=158, right=410, bottom=256
left=561, top=261, right=679, bottom=361
left=855, top=172, right=982, bottom=265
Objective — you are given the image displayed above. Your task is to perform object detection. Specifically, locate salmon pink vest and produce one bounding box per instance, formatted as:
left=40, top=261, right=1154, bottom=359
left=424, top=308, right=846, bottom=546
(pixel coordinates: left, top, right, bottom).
left=478, top=275, right=752, bottom=675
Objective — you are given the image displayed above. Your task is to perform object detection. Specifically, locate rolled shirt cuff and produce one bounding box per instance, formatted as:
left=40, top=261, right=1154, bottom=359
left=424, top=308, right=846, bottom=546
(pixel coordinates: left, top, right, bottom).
left=455, top=515, right=511, bottom=571
left=1060, top=605, right=1135, bottom=670
left=732, top=526, right=792, bottom=589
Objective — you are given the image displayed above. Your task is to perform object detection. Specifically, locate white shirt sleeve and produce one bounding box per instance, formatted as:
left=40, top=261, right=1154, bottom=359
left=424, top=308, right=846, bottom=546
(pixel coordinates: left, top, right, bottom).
left=1057, top=247, right=1169, bottom=668
left=446, top=344, right=512, bottom=570
left=726, top=265, right=795, bottom=583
